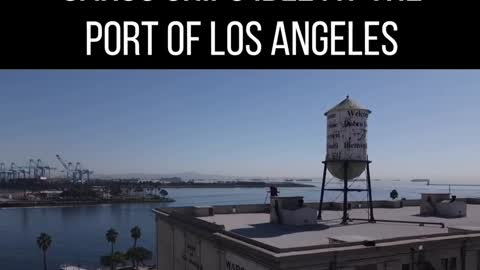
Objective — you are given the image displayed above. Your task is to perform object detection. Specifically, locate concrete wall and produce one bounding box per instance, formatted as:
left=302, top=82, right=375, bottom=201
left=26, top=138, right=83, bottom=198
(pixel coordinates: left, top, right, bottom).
left=225, top=251, right=269, bottom=270
left=161, top=199, right=449, bottom=220
left=436, top=201, right=467, bottom=218
left=173, top=226, right=185, bottom=269
left=156, top=216, right=174, bottom=270
left=156, top=215, right=223, bottom=270
left=281, top=237, right=480, bottom=270
left=467, top=198, right=480, bottom=204
left=156, top=213, right=270, bottom=270
left=201, top=238, right=222, bottom=270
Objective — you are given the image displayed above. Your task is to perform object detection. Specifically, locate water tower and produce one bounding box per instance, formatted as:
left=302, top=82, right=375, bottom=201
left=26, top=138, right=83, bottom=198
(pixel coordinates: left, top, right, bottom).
left=318, top=96, right=375, bottom=224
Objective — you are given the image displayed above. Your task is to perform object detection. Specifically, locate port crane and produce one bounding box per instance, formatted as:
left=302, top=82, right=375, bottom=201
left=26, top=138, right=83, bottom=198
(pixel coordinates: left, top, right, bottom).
left=72, top=162, right=93, bottom=182
left=6, top=162, right=19, bottom=180
left=57, top=154, right=73, bottom=179
left=28, top=159, right=36, bottom=178
left=1, top=161, right=32, bottom=180
left=10, top=163, right=28, bottom=179
left=56, top=154, right=92, bottom=182
left=26, top=159, right=55, bottom=179
left=43, top=165, right=56, bottom=178
left=0, top=159, right=55, bottom=181
left=35, top=159, right=45, bottom=178
left=0, top=162, right=6, bottom=180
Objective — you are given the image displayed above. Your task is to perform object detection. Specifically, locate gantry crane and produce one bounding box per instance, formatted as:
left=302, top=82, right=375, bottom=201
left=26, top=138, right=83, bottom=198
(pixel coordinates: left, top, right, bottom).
left=7, top=162, right=18, bottom=180
left=28, top=159, right=36, bottom=178
left=73, top=162, right=81, bottom=180
left=28, top=159, right=46, bottom=179
left=44, top=165, right=56, bottom=178
left=31, top=159, right=53, bottom=179
left=36, top=159, right=45, bottom=178
left=0, top=162, right=6, bottom=180
left=11, top=163, right=28, bottom=179
left=82, top=168, right=93, bottom=181
left=0, top=162, right=27, bottom=180
left=56, top=154, right=91, bottom=182
left=72, top=162, right=93, bottom=182
left=0, top=159, right=56, bottom=181
left=56, top=154, right=73, bottom=179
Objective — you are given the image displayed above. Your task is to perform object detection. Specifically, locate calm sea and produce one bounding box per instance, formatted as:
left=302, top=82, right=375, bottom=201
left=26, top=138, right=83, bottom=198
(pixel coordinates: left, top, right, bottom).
left=1, top=181, right=480, bottom=270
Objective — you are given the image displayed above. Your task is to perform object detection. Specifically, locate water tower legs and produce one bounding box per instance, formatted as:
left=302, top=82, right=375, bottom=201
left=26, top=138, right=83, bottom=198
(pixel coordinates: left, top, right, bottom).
left=342, top=162, right=349, bottom=224
left=366, top=161, right=375, bottom=222
left=317, top=160, right=376, bottom=224
left=317, top=164, right=328, bottom=220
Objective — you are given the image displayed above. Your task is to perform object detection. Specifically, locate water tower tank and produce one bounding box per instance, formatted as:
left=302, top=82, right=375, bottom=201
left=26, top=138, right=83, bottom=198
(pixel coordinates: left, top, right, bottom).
left=325, top=96, right=370, bottom=180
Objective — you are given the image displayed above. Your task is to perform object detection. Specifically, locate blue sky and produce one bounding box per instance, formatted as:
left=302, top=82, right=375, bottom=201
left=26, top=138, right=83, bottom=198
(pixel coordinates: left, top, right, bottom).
left=0, top=70, right=478, bottom=182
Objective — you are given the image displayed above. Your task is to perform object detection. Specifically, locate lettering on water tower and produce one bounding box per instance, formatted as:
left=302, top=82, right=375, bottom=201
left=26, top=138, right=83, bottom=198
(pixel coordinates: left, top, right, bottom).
left=326, top=109, right=369, bottom=161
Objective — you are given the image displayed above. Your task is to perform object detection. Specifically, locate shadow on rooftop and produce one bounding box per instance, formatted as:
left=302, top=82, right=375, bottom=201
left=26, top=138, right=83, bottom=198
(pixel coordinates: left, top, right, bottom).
left=230, top=222, right=330, bottom=238
left=410, top=214, right=466, bottom=219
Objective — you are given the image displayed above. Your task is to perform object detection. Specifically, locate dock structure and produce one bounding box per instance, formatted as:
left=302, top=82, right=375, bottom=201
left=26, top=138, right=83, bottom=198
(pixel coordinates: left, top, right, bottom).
left=154, top=197, right=480, bottom=270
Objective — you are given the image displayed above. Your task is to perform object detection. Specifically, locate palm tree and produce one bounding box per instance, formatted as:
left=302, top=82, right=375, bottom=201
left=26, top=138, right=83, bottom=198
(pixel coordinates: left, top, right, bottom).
left=101, top=252, right=127, bottom=270
left=105, top=228, right=119, bottom=270
left=129, top=226, right=142, bottom=269
left=130, top=226, right=141, bottom=248
left=36, top=232, right=52, bottom=270
left=126, top=247, right=152, bottom=269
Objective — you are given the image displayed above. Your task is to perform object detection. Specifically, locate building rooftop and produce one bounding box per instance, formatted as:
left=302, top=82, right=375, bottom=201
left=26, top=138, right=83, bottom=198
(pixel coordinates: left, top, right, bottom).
left=198, top=205, right=480, bottom=249
left=155, top=200, right=480, bottom=254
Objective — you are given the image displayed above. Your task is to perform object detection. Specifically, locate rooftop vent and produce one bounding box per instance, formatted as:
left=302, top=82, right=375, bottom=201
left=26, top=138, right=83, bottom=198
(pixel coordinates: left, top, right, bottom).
left=420, top=193, right=466, bottom=218
left=270, top=196, right=317, bottom=226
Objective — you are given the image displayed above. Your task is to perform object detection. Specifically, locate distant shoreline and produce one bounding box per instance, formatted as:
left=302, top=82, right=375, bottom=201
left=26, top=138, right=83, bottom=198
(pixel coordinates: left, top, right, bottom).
left=155, top=182, right=315, bottom=188
left=0, top=182, right=313, bottom=208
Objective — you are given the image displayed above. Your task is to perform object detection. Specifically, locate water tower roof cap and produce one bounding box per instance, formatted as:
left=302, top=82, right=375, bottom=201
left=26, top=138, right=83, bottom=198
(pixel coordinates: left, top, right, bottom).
left=324, top=96, right=371, bottom=115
